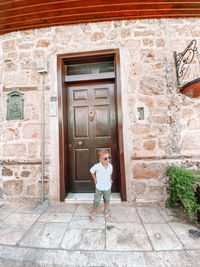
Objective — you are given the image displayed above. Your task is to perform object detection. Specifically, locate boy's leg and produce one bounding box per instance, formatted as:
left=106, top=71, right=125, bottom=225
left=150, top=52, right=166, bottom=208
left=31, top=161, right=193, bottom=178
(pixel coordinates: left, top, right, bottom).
left=103, top=189, right=111, bottom=220
left=93, top=188, right=102, bottom=209
left=89, top=188, right=102, bottom=221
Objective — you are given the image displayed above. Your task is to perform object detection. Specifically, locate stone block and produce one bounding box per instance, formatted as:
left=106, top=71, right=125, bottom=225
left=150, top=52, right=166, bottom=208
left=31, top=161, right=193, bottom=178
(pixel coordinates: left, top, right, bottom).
left=126, top=39, right=140, bottom=47
left=134, top=30, right=155, bottom=37
left=143, top=140, right=156, bottom=151
left=121, top=29, right=131, bottom=38
left=131, top=124, right=150, bottom=135
left=140, top=78, right=165, bottom=95
left=38, top=181, right=49, bottom=195
left=143, top=38, right=154, bottom=47
left=21, top=171, right=31, bottom=177
left=4, top=52, right=18, bottom=60
left=188, top=119, right=200, bottom=130
left=2, top=167, right=13, bottom=176
left=28, top=142, right=38, bottom=156
left=181, top=133, right=200, bottom=150
left=101, top=21, right=112, bottom=29
left=22, top=124, right=40, bottom=139
left=3, top=180, right=23, bottom=195
left=26, top=184, right=36, bottom=195
left=133, top=162, right=166, bottom=179
left=59, top=34, right=72, bottom=44
left=130, top=62, right=143, bottom=76
left=3, top=144, right=26, bottom=156
left=19, top=52, right=31, bottom=59
left=3, top=128, right=20, bottom=140
left=132, top=140, right=142, bottom=151
left=2, top=40, right=15, bottom=52
left=36, top=40, right=50, bottom=47
left=20, top=61, right=37, bottom=70
left=125, top=20, right=137, bottom=26
left=138, top=96, right=154, bottom=107
left=141, top=49, right=155, bottom=63
left=4, top=60, right=18, bottom=71
left=152, top=115, right=168, bottom=124
left=134, top=183, right=147, bottom=197
left=107, top=30, right=117, bottom=40
left=90, top=32, right=105, bottom=41
left=18, top=42, right=35, bottom=49
left=181, top=109, right=194, bottom=119
left=156, top=38, right=165, bottom=47
left=114, top=21, right=122, bottom=27
left=33, top=50, right=45, bottom=58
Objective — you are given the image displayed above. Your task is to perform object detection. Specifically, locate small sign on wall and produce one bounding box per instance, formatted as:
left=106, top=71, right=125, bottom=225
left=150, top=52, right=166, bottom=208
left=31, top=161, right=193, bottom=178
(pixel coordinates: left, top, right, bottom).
left=7, top=91, right=24, bottom=120
left=50, top=96, right=57, bottom=117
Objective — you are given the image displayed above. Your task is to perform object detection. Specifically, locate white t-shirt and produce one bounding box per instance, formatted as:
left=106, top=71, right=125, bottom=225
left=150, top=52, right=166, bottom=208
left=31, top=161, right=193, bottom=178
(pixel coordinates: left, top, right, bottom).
left=90, top=162, right=113, bottom=191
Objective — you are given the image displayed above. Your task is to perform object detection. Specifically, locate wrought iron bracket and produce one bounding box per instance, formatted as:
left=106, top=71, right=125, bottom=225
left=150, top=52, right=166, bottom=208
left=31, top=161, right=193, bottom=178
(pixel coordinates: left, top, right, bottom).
left=174, top=39, right=200, bottom=86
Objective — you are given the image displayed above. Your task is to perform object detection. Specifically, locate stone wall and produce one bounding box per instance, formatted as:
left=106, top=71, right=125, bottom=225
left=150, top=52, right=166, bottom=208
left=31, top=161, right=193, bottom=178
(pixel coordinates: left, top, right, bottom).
left=0, top=18, right=200, bottom=203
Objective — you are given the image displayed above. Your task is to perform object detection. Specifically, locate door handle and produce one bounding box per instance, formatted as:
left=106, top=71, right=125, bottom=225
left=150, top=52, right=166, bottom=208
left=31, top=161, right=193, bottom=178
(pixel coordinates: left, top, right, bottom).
left=88, top=110, right=94, bottom=121
left=77, top=141, right=83, bottom=146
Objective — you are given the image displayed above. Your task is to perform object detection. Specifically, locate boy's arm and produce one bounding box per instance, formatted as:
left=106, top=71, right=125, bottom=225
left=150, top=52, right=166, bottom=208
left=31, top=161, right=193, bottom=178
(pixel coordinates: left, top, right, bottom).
left=91, top=173, right=97, bottom=184
left=110, top=174, right=113, bottom=184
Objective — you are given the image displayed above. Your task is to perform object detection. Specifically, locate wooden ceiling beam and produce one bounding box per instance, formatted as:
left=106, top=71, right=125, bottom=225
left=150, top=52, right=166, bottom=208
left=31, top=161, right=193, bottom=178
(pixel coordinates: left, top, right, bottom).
left=1, top=0, right=200, bottom=13
left=0, top=13, right=199, bottom=35
left=1, top=8, right=200, bottom=31
left=1, top=2, right=200, bottom=22
left=1, top=0, right=200, bottom=35
left=1, top=3, right=176, bottom=22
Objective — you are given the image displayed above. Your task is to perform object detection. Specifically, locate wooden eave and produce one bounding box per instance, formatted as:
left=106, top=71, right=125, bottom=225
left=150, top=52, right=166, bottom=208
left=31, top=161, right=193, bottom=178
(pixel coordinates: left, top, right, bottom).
left=1, top=0, right=200, bottom=35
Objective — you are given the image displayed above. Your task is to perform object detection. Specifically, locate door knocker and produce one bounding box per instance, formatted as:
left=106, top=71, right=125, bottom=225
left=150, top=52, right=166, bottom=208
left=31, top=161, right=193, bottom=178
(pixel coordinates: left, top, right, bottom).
left=88, top=110, right=94, bottom=121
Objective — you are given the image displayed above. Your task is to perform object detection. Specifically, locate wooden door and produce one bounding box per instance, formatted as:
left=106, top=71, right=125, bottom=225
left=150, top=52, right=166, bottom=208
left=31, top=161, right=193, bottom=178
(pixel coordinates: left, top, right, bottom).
left=67, top=82, right=119, bottom=192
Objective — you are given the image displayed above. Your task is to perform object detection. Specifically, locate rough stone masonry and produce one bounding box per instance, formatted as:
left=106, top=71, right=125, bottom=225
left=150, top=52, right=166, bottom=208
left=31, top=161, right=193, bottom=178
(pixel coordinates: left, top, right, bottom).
left=0, top=18, right=200, bottom=203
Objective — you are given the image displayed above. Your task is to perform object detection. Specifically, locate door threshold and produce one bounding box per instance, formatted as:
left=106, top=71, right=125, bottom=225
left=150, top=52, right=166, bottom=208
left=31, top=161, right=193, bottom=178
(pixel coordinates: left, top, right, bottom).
left=65, top=193, right=121, bottom=203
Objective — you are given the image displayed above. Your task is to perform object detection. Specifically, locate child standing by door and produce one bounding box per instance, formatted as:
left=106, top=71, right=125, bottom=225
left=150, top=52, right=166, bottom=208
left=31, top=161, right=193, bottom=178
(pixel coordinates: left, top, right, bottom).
left=89, top=150, right=113, bottom=222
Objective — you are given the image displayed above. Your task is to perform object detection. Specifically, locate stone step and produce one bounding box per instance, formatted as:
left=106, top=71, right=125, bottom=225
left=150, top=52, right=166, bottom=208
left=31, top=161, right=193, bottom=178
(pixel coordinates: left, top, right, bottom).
left=64, top=193, right=121, bottom=203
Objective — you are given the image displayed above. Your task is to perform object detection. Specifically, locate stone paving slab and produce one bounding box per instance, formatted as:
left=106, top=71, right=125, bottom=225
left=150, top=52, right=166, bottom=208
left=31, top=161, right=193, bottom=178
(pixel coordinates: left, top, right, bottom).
left=61, top=229, right=105, bottom=250
left=158, top=206, right=178, bottom=222
left=0, top=213, right=40, bottom=245
left=15, top=203, right=41, bottom=214
left=143, top=250, right=196, bottom=267
left=74, top=204, right=103, bottom=217
left=106, top=222, right=152, bottom=251
left=169, top=222, right=200, bottom=249
left=137, top=207, right=165, bottom=223
left=19, top=222, right=68, bottom=249
left=109, top=206, right=141, bottom=223
left=144, top=223, right=183, bottom=250
left=46, top=203, right=77, bottom=213
left=38, top=212, right=73, bottom=223
left=0, top=203, right=20, bottom=220
left=69, top=216, right=105, bottom=229
left=0, top=245, right=199, bottom=267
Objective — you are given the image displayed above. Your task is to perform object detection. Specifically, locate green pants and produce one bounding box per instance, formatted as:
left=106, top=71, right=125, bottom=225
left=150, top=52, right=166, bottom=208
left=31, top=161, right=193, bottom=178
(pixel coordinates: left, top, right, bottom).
left=93, top=188, right=111, bottom=208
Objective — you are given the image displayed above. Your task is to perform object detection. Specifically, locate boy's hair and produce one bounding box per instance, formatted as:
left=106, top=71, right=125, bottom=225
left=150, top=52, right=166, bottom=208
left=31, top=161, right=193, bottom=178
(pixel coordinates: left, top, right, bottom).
left=98, top=150, right=109, bottom=159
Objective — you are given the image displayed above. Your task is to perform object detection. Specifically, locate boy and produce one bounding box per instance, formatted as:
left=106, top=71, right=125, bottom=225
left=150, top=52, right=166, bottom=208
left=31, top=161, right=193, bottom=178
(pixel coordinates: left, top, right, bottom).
left=89, top=150, right=113, bottom=222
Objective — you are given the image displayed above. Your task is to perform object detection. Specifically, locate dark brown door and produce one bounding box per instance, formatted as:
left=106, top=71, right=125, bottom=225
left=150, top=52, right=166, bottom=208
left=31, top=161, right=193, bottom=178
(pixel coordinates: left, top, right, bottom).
left=67, top=82, right=119, bottom=192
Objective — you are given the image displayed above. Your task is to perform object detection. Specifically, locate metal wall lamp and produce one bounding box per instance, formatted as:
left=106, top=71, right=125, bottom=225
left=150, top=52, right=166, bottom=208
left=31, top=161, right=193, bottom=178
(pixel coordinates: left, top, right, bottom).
left=174, top=39, right=200, bottom=98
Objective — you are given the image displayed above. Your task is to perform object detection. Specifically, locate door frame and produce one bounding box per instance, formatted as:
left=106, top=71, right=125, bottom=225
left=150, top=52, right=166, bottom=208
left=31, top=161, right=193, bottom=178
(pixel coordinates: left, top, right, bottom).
left=57, top=49, right=126, bottom=201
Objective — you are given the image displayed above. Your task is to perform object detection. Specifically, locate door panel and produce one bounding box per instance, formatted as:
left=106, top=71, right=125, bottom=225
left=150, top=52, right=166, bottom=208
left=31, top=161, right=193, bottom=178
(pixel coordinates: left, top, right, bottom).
left=75, top=149, right=90, bottom=181
left=74, top=106, right=88, bottom=137
left=95, top=105, right=110, bottom=136
left=67, top=83, right=119, bottom=192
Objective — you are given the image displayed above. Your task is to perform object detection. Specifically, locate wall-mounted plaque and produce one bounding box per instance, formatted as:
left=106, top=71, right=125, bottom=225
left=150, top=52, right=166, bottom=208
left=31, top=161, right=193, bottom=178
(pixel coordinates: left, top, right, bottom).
left=7, top=91, right=24, bottom=120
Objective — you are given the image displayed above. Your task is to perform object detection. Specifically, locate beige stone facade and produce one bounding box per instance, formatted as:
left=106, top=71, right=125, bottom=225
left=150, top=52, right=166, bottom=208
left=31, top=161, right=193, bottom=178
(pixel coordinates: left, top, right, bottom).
left=1, top=18, right=200, bottom=203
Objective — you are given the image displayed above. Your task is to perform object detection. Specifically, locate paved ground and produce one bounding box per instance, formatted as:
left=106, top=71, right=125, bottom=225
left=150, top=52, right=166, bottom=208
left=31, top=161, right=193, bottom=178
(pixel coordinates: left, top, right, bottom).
left=0, top=200, right=200, bottom=266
